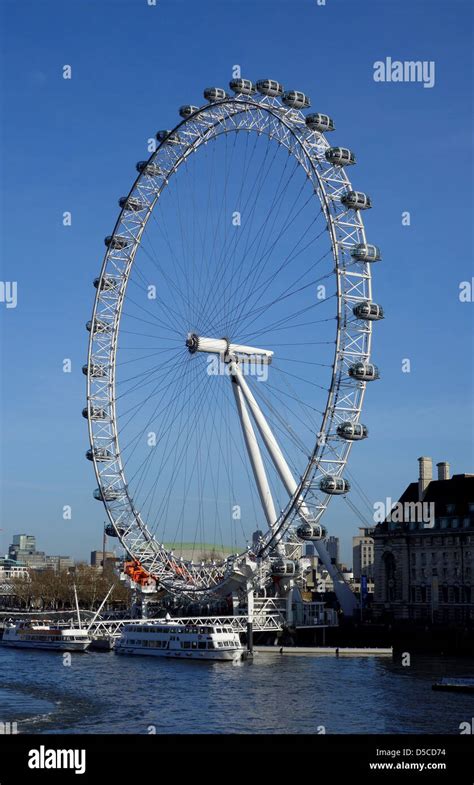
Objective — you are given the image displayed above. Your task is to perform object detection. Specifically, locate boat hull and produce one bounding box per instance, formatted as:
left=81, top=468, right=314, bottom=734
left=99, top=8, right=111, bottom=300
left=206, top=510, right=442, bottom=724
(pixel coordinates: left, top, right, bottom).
left=115, top=645, right=241, bottom=662
left=2, top=639, right=90, bottom=652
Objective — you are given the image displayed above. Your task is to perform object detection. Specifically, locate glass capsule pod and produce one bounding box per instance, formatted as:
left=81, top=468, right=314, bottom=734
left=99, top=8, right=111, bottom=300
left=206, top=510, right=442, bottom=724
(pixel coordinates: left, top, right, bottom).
left=136, top=161, right=163, bottom=177
left=94, top=275, right=120, bottom=291
left=83, top=363, right=108, bottom=378
left=296, top=522, right=327, bottom=541
left=336, top=422, right=369, bottom=441
left=340, top=191, right=372, bottom=210
left=256, top=79, right=284, bottom=97
left=82, top=406, right=107, bottom=420
left=104, top=235, right=130, bottom=250
left=86, top=318, right=111, bottom=334
left=305, top=113, right=335, bottom=132
left=155, top=129, right=181, bottom=144
left=105, top=523, right=125, bottom=538
left=86, top=448, right=113, bottom=462
left=271, top=558, right=297, bottom=577
left=348, top=362, right=380, bottom=381
left=93, top=487, right=123, bottom=502
left=325, top=147, right=356, bottom=166
left=229, top=78, right=256, bottom=95
left=282, top=90, right=310, bottom=109
left=350, top=243, right=381, bottom=263
left=352, top=301, right=384, bottom=321
left=203, top=87, right=228, bottom=102
left=119, top=196, right=146, bottom=212
left=319, top=476, right=351, bottom=495
left=179, top=105, right=199, bottom=118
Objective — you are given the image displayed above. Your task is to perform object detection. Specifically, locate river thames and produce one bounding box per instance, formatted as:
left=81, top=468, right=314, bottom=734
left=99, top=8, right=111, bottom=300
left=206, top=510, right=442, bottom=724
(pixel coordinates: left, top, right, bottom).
left=0, top=647, right=473, bottom=734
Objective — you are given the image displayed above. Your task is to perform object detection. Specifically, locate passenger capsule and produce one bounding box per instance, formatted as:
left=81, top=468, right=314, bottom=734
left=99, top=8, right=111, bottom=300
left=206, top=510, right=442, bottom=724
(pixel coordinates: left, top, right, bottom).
left=179, top=105, right=199, bottom=118
left=256, top=79, right=284, bottom=97
left=119, top=196, right=146, bottom=212
left=105, top=523, right=125, bottom=538
left=352, top=301, right=384, bottom=321
left=341, top=191, right=372, bottom=210
left=348, top=362, right=380, bottom=381
left=282, top=90, right=310, bottom=109
left=350, top=243, right=382, bottom=263
left=86, top=318, right=111, bottom=334
left=325, top=147, right=356, bottom=166
left=203, top=87, right=228, bottom=102
left=86, top=448, right=113, bottom=462
left=319, top=476, right=351, bottom=495
left=136, top=161, right=163, bottom=177
left=156, top=129, right=180, bottom=144
left=271, top=558, right=297, bottom=577
left=229, top=78, right=256, bottom=95
left=296, top=522, right=327, bottom=541
left=83, top=363, right=108, bottom=378
left=336, top=422, right=369, bottom=441
left=82, top=406, right=107, bottom=420
left=306, top=113, right=335, bottom=132
left=94, top=275, right=120, bottom=291
left=93, top=487, right=123, bottom=502
left=104, top=235, right=130, bottom=250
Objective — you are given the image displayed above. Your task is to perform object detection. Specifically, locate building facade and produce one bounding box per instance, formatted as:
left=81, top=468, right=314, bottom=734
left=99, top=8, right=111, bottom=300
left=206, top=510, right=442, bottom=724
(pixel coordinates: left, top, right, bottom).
left=353, top=527, right=375, bottom=580
left=374, top=458, right=474, bottom=624
left=325, top=536, right=340, bottom=564
left=7, top=534, right=73, bottom=571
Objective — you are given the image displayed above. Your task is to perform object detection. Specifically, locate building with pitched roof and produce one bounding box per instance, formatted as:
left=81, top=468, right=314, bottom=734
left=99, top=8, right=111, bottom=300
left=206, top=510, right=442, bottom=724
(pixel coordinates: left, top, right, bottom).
left=373, top=457, right=474, bottom=623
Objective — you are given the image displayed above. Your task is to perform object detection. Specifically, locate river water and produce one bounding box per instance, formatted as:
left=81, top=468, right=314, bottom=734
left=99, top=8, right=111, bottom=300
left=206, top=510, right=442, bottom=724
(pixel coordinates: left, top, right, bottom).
left=0, top=647, right=473, bottom=734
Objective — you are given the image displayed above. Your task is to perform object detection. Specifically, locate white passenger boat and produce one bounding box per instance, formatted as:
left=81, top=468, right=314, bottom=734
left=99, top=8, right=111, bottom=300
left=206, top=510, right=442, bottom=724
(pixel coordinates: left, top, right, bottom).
left=2, top=620, right=91, bottom=652
left=115, top=620, right=244, bottom=661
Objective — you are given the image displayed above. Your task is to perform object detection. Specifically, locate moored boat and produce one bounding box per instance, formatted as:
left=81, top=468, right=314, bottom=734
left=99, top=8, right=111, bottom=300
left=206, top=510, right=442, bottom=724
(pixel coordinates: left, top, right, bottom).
left=2, top=620, right=91, bottom=652
left=115, top=620, right=243, bottom=661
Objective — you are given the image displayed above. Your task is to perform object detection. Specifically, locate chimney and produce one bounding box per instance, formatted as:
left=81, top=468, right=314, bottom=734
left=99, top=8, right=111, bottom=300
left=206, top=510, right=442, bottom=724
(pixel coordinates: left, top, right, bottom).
left=418, top=456, right=432, bottom=500
left=436, top=461, right=450, bottom=481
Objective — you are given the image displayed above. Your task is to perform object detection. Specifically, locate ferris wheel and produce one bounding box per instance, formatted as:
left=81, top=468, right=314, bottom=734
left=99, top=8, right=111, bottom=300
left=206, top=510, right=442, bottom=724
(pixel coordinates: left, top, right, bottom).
left=84, top=77, right=383, bottom=611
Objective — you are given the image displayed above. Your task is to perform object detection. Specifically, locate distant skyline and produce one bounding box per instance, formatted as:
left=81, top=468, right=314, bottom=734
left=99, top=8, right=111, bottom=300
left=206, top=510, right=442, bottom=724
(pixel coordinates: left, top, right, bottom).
left=0, top=0, right=473, bottom=567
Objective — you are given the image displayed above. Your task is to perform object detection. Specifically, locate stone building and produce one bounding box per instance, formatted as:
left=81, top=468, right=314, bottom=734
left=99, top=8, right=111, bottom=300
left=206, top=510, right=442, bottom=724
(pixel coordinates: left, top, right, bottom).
left=373, top=457, right=474, bottom=623
left=353, top=527, right=375, bottom=580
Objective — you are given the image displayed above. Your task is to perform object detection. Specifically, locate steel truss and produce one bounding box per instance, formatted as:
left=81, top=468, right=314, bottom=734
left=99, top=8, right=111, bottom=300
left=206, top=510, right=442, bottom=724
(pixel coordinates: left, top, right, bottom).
left=86, top=87, right=376, bottom=600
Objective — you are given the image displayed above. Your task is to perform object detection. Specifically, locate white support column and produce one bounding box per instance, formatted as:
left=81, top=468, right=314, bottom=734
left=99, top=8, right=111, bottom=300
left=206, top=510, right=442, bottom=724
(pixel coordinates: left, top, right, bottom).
left=231, top=376, right=277, bottom=531
left=230, top=360, right=310, bottom=516
left=231, top=361, right=358, bottom=616
left=246, top=580, right=254, bottom=655
left=286, top=583, right=294, bottom=626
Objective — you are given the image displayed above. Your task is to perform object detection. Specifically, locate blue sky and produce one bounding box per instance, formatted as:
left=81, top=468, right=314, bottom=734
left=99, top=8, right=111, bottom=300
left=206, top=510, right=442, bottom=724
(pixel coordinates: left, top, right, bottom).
left=0, top=0, right=472, bottom=566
